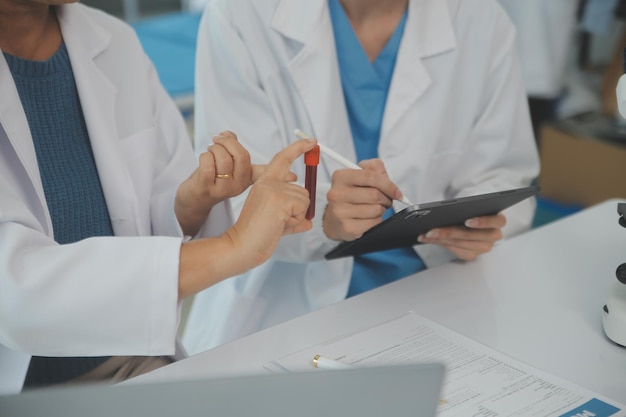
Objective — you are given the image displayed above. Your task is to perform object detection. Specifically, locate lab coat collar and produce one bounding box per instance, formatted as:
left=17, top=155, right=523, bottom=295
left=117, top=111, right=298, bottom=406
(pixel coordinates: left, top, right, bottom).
left=271, top=0, right=458, bottom=169
left=272, top=0, right=355, bottom=180
left=57, top=5, right=140, bottom=235
left=409, top=0, right=457, bottom=59
left=0, top=4, right=140, bottom=237
left=383, top=0, right=457, bottom=136
left=0, top=54, right=51, bottom=233
left=271, top=0, right=326, bottom=45
left=56, top=4, right=111, bottom=60
left=271, top=0, right=456, bottom=59
left=0, top=5, right=109, bottom=235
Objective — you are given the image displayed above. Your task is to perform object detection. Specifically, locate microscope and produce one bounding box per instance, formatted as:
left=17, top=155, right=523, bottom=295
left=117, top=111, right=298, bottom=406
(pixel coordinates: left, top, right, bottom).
left=602, top=203, right=626, bottom=346
left=602, top=53, right=626, bottom=346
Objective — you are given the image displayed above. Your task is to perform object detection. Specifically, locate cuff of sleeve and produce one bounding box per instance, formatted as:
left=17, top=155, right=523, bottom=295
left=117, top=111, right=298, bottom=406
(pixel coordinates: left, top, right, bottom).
left=148, top=238, right=183, bottom=355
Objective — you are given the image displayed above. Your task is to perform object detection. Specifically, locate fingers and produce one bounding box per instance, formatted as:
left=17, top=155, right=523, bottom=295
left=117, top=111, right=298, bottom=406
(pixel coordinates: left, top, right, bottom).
left=327, top=173, right=394, bottom=207
left=417, top=214, right=505, bottom=244
left=322, top=159, right=399, bottom=242
left=228, top=180, right=313, bottom=266
left=333, top=159, right=402, bottom=202
left=417, top=213, right=507, bottom=261
left=207, top=143, right=234, bottom=181
left=417, top=227, right=499, bottom=261
left=196, top=151, right=218, bottom=186
left=211, top=131, right=252, bottom=183
left=251, top=164, right=297, bottom=183
left=323, top=216, right=381, bottom=241
left=464, top=213, right=507, bottom=229
left=359, top=159, right=401, bottom=202
left=180, top=131, right=253, bottom=225
left=263, top=138, right=317, bottom=180
left=358, top=158, right=388, bottom=175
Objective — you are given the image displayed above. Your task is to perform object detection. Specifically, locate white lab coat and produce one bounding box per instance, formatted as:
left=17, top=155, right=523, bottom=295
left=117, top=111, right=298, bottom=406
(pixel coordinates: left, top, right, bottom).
left=184, top=0, right=540, bottom=355
left=0, top=4, right=231, bottom=361
left=497, top=0, right=578, bottom=98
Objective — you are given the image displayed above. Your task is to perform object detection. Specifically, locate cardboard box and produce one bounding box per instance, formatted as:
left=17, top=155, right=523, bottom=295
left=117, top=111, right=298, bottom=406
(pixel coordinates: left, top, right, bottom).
left=538, top=113, right=626, bottom=207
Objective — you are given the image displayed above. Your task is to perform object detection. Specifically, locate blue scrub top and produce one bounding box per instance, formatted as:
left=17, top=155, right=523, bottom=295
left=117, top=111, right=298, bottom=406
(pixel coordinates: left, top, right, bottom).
left=328, top=0, right=425, bottom=297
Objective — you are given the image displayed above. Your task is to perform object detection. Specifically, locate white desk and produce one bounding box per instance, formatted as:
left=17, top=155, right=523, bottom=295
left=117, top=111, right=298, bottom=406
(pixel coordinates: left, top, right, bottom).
left=133, top=199, right=626, bottom=403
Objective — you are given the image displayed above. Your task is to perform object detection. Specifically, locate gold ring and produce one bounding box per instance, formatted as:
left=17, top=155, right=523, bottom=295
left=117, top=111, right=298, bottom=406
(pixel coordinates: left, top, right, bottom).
left=216, top=173, right=232, bottom=179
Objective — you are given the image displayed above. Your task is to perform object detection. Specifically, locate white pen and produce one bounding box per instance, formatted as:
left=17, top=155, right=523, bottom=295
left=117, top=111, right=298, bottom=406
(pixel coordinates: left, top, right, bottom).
left=294, top=129, right=414, bottom=206
left=312, top=354, right=352, bottom=370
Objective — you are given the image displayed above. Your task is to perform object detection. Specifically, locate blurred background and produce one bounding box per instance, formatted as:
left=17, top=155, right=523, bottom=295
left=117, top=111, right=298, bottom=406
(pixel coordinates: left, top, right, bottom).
left=81, top=0, right=626, bottom=228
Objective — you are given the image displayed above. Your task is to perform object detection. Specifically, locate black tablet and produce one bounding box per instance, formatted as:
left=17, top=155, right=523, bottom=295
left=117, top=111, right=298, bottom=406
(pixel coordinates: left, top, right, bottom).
left=324, top=185, right=540, bottom=260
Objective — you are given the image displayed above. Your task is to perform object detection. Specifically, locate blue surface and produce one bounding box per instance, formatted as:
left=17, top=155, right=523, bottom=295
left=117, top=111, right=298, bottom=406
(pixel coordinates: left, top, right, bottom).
left=132, top=12, right=201, bottom=98
left=532, top=196, right=583, bottom=228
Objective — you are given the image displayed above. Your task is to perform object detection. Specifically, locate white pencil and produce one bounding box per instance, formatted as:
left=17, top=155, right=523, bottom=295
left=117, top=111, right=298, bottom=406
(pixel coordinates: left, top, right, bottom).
left=312, top=355, right=352, bottom=370
left=294, top=129, right=414, bottom=206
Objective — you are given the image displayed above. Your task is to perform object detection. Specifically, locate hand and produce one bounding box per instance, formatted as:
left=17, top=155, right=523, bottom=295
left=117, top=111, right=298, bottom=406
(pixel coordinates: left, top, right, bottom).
left=417, top=213, right=507, bottom=261
left=323, top=158, right=403, bottom=241
left=222, top=138, right=318, bottom=268
left=175, top=131, right=253, bottom=235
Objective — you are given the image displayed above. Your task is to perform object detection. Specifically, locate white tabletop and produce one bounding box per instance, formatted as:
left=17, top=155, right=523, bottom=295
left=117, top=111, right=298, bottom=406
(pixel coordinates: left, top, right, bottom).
left=133, top=199, right=626, bottom=403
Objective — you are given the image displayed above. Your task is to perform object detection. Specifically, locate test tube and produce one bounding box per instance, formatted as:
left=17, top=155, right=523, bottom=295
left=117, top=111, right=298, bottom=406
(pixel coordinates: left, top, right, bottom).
left=304, top=145, right=320, bottom=220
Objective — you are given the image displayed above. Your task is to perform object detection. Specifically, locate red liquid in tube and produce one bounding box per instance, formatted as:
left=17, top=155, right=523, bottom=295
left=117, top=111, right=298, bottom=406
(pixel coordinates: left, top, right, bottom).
left=304, top=146, right=320, bottom=220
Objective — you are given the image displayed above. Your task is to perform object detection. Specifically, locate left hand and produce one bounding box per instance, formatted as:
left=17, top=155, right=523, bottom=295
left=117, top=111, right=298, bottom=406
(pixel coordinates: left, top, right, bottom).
left=417, top=213, right=507, bottom=261
left=175, top=131, right=253, bottom=236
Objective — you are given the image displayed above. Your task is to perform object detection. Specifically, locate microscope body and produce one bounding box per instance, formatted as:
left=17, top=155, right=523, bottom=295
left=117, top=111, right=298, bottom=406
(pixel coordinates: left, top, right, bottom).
left=602, top=270, right=626, bottom=346
left=602, top=203, right=626, bottom=347
left=602, top=63, right=626, bottom=346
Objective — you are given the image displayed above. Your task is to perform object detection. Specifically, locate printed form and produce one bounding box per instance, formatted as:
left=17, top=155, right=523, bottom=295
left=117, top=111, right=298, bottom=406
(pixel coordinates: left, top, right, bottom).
left=264, top=312, right=624, bottom=417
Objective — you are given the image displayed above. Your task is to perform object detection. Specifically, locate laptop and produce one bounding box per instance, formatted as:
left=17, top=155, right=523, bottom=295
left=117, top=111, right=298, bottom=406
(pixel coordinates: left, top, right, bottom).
left=0, top=363, right=445, bottom=417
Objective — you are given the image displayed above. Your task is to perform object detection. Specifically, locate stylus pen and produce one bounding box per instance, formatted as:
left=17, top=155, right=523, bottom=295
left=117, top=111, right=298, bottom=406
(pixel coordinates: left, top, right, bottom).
left=294, top=129, right=414, bottom=206
left=312, top=355, right=352, bottom=370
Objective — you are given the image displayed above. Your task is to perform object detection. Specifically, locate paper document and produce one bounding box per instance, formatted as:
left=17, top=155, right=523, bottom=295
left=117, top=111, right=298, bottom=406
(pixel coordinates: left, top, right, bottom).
left=264, top=312, right=625, bottom=417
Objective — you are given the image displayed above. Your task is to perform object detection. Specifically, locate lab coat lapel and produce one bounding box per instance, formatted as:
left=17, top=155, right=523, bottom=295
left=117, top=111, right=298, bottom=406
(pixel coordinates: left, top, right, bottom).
left=57, top=6, right=139, bottom=236
left=272, top=0, right=356, bottom=178
left=382, top=0, right=457, bottom=137
left=0, top=55, right=52, bottom=233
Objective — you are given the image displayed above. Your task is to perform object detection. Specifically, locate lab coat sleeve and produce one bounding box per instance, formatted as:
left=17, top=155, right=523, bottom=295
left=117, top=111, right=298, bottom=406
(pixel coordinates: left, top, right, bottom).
left=146, top=49, right=232, bottom=240
left=0, top=204, right=181, bottom=357
left=0, top=74, right=186, bottom=356
left=194, top=6, right=335, bottom=263
left=0, top=36, right=185, bottom=358
left=147, top=54, right=195, bottom=239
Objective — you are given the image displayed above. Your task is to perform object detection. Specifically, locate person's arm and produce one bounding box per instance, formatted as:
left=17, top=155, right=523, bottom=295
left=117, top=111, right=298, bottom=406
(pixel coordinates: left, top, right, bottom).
left=0, top=138, right=315, bottom=357
left=177, top=138, right=316, bottom=299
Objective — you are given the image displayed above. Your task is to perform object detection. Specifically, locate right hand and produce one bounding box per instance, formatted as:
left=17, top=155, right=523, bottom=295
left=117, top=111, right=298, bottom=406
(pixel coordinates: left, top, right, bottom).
left=323, top=158, right=403, bottom=241
left=222, top=138, right=318, bottom=267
